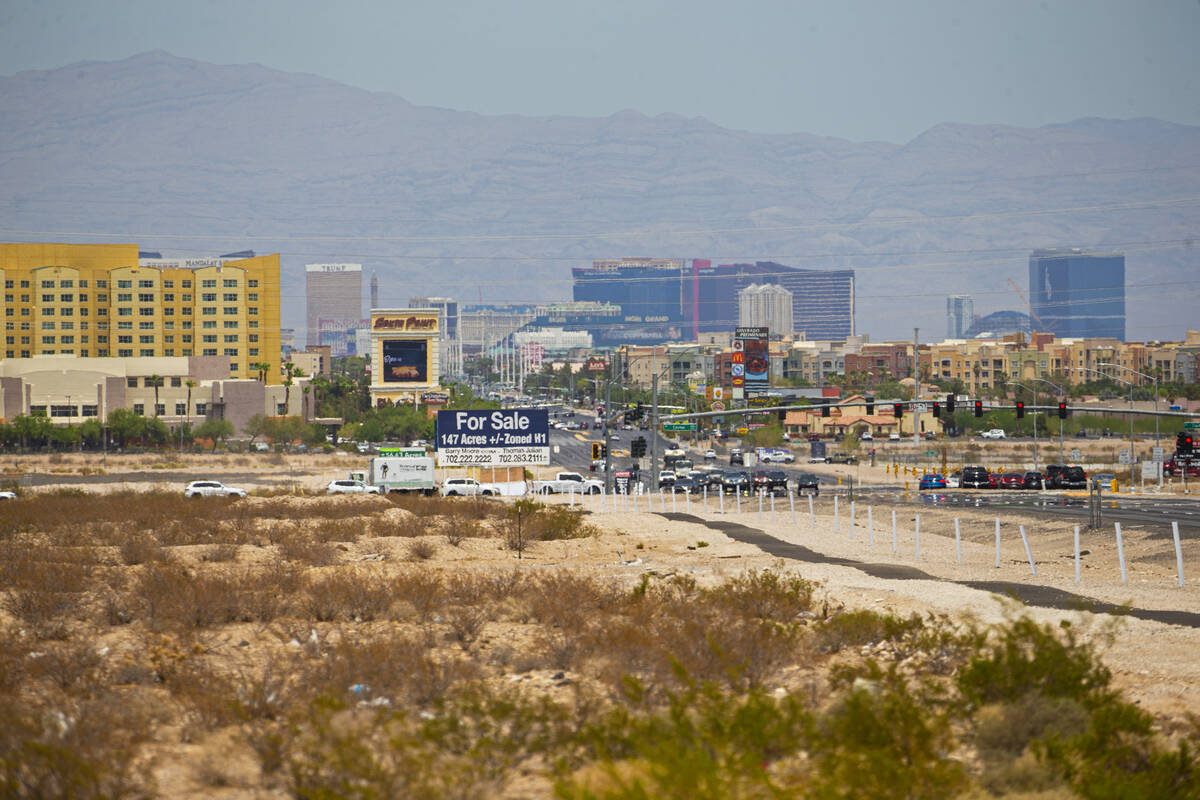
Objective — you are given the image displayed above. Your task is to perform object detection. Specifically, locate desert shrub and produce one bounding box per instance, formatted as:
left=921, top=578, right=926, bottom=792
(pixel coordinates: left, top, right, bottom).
left=389, top=569, right=446, bottom=620
left=308, top=633, right=481, bottom=706
left=406, top=539, right=437, bottom=561
left=135, top=562, right=296, bottom=629
left=527, top=504, right=597, bottom=541
left=699, top=569, right=815, bottom=623
left=276, top=534, right=340, bottom=566
left=301, top=568, right=392, bottom=623
left=200, top=542, right=240, bottom=563
left=308, top=517, right=363, bottom=543
left=118, top=533, right=169, bottom=565
left=814, top=609, right=926, bottom=654
left=1, top=550, right=95, bottom=638
left=0, top=691, right=159, bottom=799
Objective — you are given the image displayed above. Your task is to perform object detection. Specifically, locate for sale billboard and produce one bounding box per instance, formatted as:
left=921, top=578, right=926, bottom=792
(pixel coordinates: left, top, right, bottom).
left=735, top=326, right=769, bottom=394
left=435, top=409, right=550, bottom=467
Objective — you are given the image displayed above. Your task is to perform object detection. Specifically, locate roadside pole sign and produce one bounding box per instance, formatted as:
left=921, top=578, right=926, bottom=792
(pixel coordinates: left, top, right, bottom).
left=1118, top=449, right=1131, bottom=465
left=1141, top=462, right=1162, bottom=479
left=435, top=409, right=550, bottom=467
left=913, top=403, right=929, bottom=414
left=1152, top=446, right=1164, bottom=461
left=1071, top=448, right=1082, bottom=461
left=663, top=421, right=698, bottom=432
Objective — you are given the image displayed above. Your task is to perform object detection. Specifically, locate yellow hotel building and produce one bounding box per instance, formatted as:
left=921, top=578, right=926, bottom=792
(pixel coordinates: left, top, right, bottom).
left=1, top=243, right=282, bottom=383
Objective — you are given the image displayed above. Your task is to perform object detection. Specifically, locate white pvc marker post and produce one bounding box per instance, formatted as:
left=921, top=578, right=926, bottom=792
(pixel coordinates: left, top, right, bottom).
left=914, top=514, right=921, bottom=560
left=703, top=487, right=708, bottom=513
left=994, top=518, right=1001, bottom=568
left=1080, top=525, right=1089, bottom=582
left=1173, top=521, right=1186, bottom=587
left=891, top=509, right=898, bottom=553
left=808, top=494, right=815, bottom=529
left=954, top=518, right=962, bottom=564
left=849, top=501, right=855, bottom=541
left=1019, top=525, right=1036, bottom=575
left=758, top=491, right=763, bottom=520
left=736, top=491, right=742, bottom=514
left=1115, top=522, right=1127, bottom=584
left=770, top=493, right=776, bottom=523
left=834, top=496, right=840, bottom=534
left=719, top=490, right=725, bottom=514
left=790, top=492, right=795, bottom=524
left=868, top=506, right=874, bottom=546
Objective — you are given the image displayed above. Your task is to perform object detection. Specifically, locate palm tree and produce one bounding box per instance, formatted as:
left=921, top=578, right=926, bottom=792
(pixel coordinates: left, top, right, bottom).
left=149, top=374, right=163, bottom=417
left=185, top=379, right=196, bottom=420
left=281, top=361, right=305, bottom=414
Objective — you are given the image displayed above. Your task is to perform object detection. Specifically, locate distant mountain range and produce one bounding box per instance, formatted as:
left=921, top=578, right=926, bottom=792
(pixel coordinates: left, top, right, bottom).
left=1, top=50, right=1197, bottom=342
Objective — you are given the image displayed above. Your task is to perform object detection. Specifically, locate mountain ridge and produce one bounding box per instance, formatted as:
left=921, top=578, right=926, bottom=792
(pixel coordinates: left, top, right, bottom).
left=1, top=51, right=1196, bottom=341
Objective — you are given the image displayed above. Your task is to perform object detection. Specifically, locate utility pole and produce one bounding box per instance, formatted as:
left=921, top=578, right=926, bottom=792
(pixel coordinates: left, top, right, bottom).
left=650, top=373, right=660, bottom=491
left=912, top=327, right=921, bottom=448
left=604, top=363, right=613, bottom=494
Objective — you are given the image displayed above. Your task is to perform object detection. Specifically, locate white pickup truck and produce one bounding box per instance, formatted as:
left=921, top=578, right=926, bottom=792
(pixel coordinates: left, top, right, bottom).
left=532, top=471, right=604, bottom=495
left=441, top=477, right=503, bottom=497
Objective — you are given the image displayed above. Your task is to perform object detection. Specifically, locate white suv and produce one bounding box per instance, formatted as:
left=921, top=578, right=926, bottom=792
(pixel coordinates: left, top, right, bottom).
left=441, top=478, right=499, bottom=497
left=184, top=480, right=247, bottom=498
left=326, top=479, right=381, bottom=495
left=980, top=429, right=1007, bottom=440
left=0, top=490, right=16, bottom=500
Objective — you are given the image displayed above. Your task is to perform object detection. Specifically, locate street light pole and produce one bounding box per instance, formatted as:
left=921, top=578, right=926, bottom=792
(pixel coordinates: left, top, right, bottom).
left=1027, top=377, right=1065, bottom=467
left=650, top=373, right=660, bottom=491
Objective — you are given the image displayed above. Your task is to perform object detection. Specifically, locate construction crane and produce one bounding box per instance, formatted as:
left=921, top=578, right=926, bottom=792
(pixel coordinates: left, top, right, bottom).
left=1008, top=278, right=1044, bottom=329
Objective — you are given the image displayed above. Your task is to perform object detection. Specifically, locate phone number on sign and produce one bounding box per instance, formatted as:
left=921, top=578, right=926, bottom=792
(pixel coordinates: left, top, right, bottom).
left=437, top=448, right=550, bottom=466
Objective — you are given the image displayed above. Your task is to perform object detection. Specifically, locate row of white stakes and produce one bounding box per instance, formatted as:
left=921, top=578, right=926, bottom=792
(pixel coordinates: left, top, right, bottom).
left=556, top=484, right=1188, bottom=589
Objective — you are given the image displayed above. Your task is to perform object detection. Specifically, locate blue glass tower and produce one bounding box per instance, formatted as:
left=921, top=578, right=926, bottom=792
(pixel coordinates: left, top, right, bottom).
left=1028, top=249, right=1125, bottom=340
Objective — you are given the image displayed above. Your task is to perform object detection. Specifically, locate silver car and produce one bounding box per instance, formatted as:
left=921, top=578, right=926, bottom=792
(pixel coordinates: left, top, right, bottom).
left=184, top=480, right=247, bottom=498
left=326, top=479, right=381, bottom=495
left=0, top=490, right=16, bottom=500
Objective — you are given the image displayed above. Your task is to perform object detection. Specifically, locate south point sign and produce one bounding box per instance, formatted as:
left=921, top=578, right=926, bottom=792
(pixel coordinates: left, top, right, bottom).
left=374, top=315, right=438, bottom=331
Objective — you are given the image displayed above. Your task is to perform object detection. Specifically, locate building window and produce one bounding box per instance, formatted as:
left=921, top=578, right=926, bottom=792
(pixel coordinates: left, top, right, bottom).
left=223, top=307, right=237, bottom=315
left=60, top=335, right=74, bottom=344
left=41, top=294, right=54, bottom=303
left=139, top=335, right=154, bottom=344
left=41, top=322, right=54, bottom=330
left=133, top=404, right=144, bottom=416
left=224, top=348, right=238, bottom=357
left=181, top=349, right=192, bottom=356
left=164, top=349, right=175, bottom=356
left=117, top=308, right=132, bottom=317
left=248, top=279, right=258, bottom=288
left=223, top=279, right=237, bottom=288
left=224, top=334, right=238, bottom=342
left=139, top=307, right=154, bottom=316
left=30, top=405, right=47, bottom=416
left=195, top=402, right=206, bottom=415
left=181, top=280, right=192, bottom=288
left=247, top=307, right=258, bottom=315
left=138, top=293, right=154, bottom=302
left=201, top=293, right=216, bottom=302
left=230, top=362, right=238, bottom=372
left=202, top=335, right=217, bottom=343
left=202, top=307, right=216, bottom=316
left=117, top=321, right=132, bottom=331
left=117, top=280, right=132, bottom=289
left=248, top=348, right=259, bottom=357
left=163, top=280, right=174, bottom=289
left=59, top=294, right=73, bottom=302
left=118, top=335, right=132, bottom=344
left=97, top=308, right=107, bottom=316
left=202, top=348, right=217, bottom=356
left=60, top=307, right=73, bottom=317
left=81, top=405, right=98, bottom=417
left=181, top=307, right=191, bottom=315
left=163, top=307, right=174, bottom=316
left=248, top=334, right=259, bottom=342
left=182, top=294, right=192, bottom=302
left=201, top=279, right=216, bottom=288
left=43, top=307, right=55, bottom=316
left=248, top=321, right=258, bottom=329
left=60, top=280, right=74, bottom=288
left=139, top=349, right=154, bottom=357
left=4, top=351, right=12, bottom=358
left=138, top=280, right=153, bottom=288
left=96, top=280, right=106, bottom=288
left=223, top=321, right=238, bottom=329
left=248, top=293, right=258, bottom=302
left=277, top=403, right=287, bottom=415
left=182, top=334, right=193, bottom=343
left=139, top=321, right=154, bottom=330
left=79, top=308, right=88, bottom=316
left=41, top=280, right=54, bottom=288
left=175, top=403, right=186, bottom=415
left=155, top=403, right=165, bottom=415
left=41, top=336, right=54, bottom=345
left=163, top=293, right=174, bottom=302
left=97, top=335, right=108, bottom=343
left=223, top=293, right=238, bottom=302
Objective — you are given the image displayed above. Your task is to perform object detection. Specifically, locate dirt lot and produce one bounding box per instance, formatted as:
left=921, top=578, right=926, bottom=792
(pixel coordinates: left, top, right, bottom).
left=2, top=451, right=1199, bottom=797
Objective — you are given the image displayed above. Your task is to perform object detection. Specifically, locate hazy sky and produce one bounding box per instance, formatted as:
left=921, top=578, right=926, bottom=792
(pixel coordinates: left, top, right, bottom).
left=2, top=0, right=1198, bottom=142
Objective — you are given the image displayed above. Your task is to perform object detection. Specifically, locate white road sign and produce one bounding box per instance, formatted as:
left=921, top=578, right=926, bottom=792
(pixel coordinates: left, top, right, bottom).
left=1118, top=449, right=1131, bottom=465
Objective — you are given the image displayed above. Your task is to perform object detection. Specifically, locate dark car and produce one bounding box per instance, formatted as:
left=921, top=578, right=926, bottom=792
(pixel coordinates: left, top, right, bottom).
left=987, top=472, right=1002, bottom=489
left=1047, top=465, right=1087, bottom=490
left=1043, top=464, right=1065, bottom=486
left=1023, top=471, right=1044, bottom=490
left=752, top=470, right=790, bottom=497
left=672, top=476, right=699, bottom=494
left=793, top=472, right=820, bottom=496
left=1000, top=472, right=1025, bottom=489
left=960, top=466, right=990, bottom=489
left=729, top=450, right=745, bottom=466
left=720, top=471, right=752, bottom=495
left=703, top=471, right=726, bottom=490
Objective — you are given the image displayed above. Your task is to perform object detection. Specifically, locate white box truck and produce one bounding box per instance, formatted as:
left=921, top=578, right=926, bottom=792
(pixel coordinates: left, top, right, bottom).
left=351, top=447, right=437, bottom=495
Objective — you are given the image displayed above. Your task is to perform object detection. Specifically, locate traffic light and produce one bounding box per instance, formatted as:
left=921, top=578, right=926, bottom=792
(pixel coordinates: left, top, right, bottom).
left=634, top=402, right=644, bottom=421
left=1015, top=401, right=1025, bottom=419
left=945, top=393, right=955, bottom=414
left=591, top=443, right=601, bottom=460
left=974, top=400, right=983, bottom=418
left=1180, top=432, right=1195, bottom=455
left=932, top=402, right=941, bottom=418
left=1058, top=401, right=1068, bottom=419
left=893, top=402, right=903, bottom=419
left=865, top=396, right=875, bottom=414
left=631, top=436, right=647, bottom=458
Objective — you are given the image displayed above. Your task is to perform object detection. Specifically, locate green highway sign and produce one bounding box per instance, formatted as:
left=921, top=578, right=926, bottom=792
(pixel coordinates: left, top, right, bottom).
left=663, top=421, right=698, bottom=432
left=1185, top=421, right=1200, bottom=430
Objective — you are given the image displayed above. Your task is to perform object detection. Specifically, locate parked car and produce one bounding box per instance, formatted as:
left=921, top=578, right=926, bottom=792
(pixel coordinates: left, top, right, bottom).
left=1092, top=473, right=1117, bottom=490
left=0, top=490, right=16, bottom=500
left=704, top=449, right=717, bottom=460
left=826, top=452, right=858, bottom=465
left=184, top=480, right=247, bottom=498
left=1000, top=472, right=1026, bottom=489
left=1023, top=471, right=1044, bottom=490
left=860, top=432, right=874, bottom=441
left=671, top=476, right=700, bottom=494
left=441, top=477, right=500, bottom=497
left=980, top=429, right=1007, bottom=440
left=946, top=471, right=961, bottom=488
left=793, top=472, right=820, bottom=496
left=959, top=466, right=990, bottom=489
left=326, top=479, right=381, bottom=495
left=1047, top=465, right=1088, bottom=490
left=987, top=472, right=1002, bottom=489
left=918, top=473, right=947, bottom=490
left=888, top=433, right=901, bottom=441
